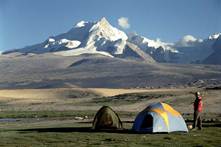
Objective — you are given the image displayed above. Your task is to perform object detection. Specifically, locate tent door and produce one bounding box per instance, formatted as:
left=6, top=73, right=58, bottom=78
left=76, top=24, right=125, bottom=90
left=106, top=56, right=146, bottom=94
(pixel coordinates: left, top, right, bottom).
left=141, top=114, right=153, bottom=129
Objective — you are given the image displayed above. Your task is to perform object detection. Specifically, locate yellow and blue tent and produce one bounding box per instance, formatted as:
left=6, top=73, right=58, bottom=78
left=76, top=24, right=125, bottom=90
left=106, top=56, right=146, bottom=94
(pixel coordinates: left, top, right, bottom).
left=132, top=102, right=188, bottom=133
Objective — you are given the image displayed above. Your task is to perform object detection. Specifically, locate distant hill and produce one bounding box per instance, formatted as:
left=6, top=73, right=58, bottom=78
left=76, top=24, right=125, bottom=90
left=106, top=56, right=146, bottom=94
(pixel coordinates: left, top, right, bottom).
left=0, top=54, right=221, bottom=89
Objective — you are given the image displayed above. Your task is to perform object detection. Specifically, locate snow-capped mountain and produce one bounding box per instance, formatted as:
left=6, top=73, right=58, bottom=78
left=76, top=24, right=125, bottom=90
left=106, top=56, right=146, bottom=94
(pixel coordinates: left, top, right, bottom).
left=3, top=18, right=155, bottom=62
left=54, top=17, right=128, bottom=58
left=128, top=33, right=179, bottom=62
left=208, top=33, right=221, bottom=40
left=128, top=33, right=221, bottom=64
left=2, top=18, right=221, bottom=64
left=4, top=18, right=126, bottom=57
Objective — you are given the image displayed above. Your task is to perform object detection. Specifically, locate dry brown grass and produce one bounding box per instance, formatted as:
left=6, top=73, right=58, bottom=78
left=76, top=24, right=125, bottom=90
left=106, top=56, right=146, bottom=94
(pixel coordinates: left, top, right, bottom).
left=0, top=87, right=194, bottom=100
left=0, top=88, right=85, bottom=99
left=0, top=88, right=220, bottom=114
left=88, top=88, right=197, bottom=97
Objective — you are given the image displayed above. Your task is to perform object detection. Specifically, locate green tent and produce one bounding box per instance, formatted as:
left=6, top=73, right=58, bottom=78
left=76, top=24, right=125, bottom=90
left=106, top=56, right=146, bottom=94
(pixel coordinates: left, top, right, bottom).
left=92, top=106, right=123, bottom=130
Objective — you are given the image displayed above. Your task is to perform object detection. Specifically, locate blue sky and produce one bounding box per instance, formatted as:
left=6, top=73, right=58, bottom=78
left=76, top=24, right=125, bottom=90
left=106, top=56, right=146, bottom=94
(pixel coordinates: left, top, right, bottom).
left=0, top=0, right=220, bottom=51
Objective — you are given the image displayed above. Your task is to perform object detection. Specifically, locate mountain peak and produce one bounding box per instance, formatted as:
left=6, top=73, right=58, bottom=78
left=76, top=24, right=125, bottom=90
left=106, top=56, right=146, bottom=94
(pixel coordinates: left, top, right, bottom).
left=209, top=33, right=221, bottom=40
left=74, top=17, right=109, bottom=29
left=75, top=21, right=88, bottom=28
left=88, top=17, right=128, bottom=41
left=99, top=17, right=109, bottom=23
left=92, top=17, right=111, bottom=31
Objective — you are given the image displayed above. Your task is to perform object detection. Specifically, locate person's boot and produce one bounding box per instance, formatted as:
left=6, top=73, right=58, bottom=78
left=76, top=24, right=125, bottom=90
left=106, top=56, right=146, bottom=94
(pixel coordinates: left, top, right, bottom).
left=191, top=127, right=197, bottom=131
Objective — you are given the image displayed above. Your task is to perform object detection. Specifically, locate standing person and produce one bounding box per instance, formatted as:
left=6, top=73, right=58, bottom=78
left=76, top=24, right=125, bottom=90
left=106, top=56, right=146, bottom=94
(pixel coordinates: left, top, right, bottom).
left=192, top=92, right=203, bottom=130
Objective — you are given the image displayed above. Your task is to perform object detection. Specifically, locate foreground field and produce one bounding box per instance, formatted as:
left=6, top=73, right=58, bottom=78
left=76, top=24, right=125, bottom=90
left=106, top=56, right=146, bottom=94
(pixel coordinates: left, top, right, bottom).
left=0, top=116, right=220, bottom=147
left=0, top=88, right=220, bottom=146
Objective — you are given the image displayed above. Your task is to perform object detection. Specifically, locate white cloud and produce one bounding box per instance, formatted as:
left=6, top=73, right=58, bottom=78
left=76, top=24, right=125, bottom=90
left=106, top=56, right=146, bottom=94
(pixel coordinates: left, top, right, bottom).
left=175, top=35, right=200, bottom=47
left=118, top=17, right=130, bottom=29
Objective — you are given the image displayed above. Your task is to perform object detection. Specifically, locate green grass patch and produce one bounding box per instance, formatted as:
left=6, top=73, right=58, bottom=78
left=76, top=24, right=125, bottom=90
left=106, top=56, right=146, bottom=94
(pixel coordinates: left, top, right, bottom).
left=0, top=111, right=137, bottom=119
left=0, top=111, right=95, bottom=119
left=78, top=92, right=175, bottom=106
left=0, top=122, right=220, bottom=147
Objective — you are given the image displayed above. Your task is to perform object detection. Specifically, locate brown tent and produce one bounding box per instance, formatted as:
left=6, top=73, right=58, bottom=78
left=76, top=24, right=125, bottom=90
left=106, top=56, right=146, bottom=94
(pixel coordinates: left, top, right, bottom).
left=92, top=106, right=123, bottom=130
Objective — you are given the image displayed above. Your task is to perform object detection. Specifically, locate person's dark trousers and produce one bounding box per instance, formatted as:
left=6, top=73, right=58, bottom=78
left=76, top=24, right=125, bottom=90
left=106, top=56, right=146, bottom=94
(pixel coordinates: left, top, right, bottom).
left=193, top=111, right=202, bottom=129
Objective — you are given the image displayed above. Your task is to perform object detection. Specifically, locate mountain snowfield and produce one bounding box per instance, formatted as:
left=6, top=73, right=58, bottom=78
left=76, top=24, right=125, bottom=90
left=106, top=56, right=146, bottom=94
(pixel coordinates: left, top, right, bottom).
left=2, top=17, right=221, bottom=64
left=54, top=18, right=128, bottom=58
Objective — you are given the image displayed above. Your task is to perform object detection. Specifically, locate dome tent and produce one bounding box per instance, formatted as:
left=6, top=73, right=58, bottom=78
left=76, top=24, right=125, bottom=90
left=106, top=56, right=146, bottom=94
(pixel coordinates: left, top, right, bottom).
left=92, top=106, right=123, bottom=130
left=132, top=102, right=188, bottom=133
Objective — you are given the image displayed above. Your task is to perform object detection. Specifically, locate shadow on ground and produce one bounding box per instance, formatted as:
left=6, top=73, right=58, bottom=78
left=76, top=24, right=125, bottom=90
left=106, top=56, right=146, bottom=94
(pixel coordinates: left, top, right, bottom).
left=18, top=123, right=220, bottom=134
left=19, top=127, right=134, bottom=134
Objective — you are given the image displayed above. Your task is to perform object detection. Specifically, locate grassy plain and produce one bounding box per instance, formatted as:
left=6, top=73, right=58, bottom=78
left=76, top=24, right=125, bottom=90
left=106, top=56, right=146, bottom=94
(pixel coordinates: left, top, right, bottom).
left=0, top=88, right=220, bottom=146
